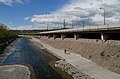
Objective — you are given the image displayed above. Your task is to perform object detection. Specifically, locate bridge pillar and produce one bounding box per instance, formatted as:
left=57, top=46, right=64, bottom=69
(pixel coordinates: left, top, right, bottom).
left=101, top=33, right=108, bottom=40
left=48, top=34, right=53, bottom=39
left=61, top=34, right=66, bottom=40
left=74, top=34, right=79, bottom=40
left=37, top=35, right=41, bottom=39
left=53, top=34, right=58, bottom=39
left=39, top=35, right=42, bottom=38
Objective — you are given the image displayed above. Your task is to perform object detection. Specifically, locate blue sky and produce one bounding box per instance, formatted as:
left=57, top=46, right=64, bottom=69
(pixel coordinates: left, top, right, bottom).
left=0, top=0, right=119, bottom=30
left=0, top=0, right=69, bottom=28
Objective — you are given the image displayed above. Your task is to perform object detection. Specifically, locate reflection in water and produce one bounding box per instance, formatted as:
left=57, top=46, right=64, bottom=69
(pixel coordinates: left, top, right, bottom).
left=3, top=37, right=62, bottom=79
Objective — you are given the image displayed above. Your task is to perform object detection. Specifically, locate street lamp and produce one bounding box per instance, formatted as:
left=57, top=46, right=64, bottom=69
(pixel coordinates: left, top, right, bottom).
left=82, top=21, right=84, bottom=28
left=63, top=19, right=66, bottom=28
left=72, top=19, right=74, bottom=28
left=47, top=24, right=49, bottom=30
left=100, top=8, right=106, bottom=25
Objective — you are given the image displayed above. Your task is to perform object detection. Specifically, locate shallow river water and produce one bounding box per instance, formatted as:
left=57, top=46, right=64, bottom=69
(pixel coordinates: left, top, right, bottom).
left=3, top=37, right=62, bottom=79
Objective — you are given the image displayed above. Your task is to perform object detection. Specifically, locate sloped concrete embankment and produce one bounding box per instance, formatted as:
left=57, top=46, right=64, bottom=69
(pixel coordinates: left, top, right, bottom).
left=39, top=37, right=120, bottom=75
left=0, top=39, right=17, bottom=64
left=32, top=37, right=120, bottom=79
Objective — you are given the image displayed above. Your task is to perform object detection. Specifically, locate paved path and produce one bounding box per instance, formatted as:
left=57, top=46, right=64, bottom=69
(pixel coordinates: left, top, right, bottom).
left=32, top=37, right=120, bottom=79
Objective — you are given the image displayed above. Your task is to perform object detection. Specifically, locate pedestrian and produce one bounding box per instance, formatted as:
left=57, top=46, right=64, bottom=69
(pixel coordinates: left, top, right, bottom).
left=64, top=49, right=67, bottom=54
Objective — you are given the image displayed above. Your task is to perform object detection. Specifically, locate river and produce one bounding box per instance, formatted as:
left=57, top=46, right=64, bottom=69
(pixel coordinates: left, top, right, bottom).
left=3, top=37, right=62, bottom=79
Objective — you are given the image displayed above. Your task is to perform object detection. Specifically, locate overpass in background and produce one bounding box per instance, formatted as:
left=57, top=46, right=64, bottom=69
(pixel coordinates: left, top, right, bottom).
left=25, top=25, right=120, bottom=40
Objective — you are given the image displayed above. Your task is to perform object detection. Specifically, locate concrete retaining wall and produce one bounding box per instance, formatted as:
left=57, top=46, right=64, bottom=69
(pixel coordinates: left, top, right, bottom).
left=39, top=36, right=120, bottom=75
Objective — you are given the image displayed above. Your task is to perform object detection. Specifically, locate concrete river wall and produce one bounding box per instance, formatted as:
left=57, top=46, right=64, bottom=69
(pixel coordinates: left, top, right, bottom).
left=38, top=36, right=120, bottom=75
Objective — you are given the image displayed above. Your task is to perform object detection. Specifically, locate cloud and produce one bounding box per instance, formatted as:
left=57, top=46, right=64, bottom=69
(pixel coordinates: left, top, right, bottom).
left=24, top=17, right=30, bottom=20
left=11, top=25, right=35, bottom=30
left=0, top=0, right=30, bottom=6
left=29, top=0, right=120, bottom=29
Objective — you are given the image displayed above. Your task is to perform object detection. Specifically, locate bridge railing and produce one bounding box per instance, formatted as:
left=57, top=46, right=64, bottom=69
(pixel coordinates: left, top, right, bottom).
left=39, top=24, right=120, bottom=34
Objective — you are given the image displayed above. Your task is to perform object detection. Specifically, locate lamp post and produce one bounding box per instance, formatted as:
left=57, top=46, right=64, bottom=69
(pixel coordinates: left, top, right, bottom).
left=47, top=24, right=48, bottom=30
left=100, top=8, right=106, bottom=25
left=63, top=19, right=66, bottom=28
left=82, top=21, right=84, bottom=28
left=72, top=19, right=73, bottom=28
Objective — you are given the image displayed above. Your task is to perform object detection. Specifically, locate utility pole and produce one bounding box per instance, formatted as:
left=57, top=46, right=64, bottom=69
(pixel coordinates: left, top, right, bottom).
left=72, top=19, right=73, bottom=28
left=47, top=25, right=48, bottom=30
left=63, top=19, right=66, bottom=28
left=82, top=21, right=84, bottom=28
left=100, top=8, right=106, bottom=25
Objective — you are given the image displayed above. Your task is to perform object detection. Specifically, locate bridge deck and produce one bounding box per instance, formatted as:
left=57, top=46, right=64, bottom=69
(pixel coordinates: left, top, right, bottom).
left=39, top=25, right=120, bottom=34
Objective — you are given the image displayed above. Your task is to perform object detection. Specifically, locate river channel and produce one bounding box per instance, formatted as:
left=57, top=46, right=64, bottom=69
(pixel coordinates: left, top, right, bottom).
left=3, top=37, right=62, bottom=79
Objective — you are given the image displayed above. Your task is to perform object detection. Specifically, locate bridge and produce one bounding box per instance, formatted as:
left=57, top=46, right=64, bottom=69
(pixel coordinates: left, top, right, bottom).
left=31, top=25, right=120, bottom=40
left=21, top=25, right=120, bottom=79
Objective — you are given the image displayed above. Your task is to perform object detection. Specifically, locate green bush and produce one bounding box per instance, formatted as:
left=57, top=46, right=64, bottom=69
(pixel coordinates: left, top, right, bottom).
left=0, top=24, right=18, bottom=54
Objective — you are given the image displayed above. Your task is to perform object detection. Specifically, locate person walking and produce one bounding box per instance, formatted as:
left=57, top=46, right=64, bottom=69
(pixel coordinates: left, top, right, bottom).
left=64, top=49, right=67, bottom=54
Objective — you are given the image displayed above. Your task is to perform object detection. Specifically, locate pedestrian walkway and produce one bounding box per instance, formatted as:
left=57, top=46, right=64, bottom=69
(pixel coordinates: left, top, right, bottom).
left=32, top=37, right=120, bottom=79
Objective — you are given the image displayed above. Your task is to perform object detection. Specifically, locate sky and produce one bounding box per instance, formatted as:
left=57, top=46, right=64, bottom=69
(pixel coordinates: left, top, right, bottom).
left=0, top=0, right=120, bottom=30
